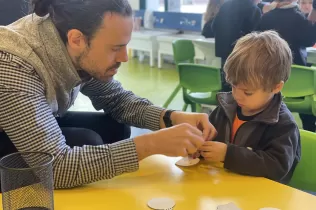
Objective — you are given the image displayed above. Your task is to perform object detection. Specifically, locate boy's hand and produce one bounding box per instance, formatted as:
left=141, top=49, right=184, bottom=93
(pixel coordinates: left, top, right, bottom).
left=200, top=141, right=227, bottom=162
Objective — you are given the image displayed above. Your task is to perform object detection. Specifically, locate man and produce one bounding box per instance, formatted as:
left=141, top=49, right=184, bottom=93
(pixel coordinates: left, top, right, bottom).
left=0, top=0, right=217, bottom=189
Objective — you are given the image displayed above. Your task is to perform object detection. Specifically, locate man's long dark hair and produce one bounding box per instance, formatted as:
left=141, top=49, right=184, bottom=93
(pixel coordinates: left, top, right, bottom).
left=31, top=0, right=133, bottom=43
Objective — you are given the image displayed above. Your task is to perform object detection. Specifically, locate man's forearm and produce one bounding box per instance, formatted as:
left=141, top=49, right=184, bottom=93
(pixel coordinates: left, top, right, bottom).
left=134, top=133, right=157, bottom=161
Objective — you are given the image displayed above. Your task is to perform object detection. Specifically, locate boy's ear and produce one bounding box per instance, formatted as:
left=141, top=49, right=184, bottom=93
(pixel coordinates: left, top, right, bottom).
left=272, top=81, right=284, bottom=94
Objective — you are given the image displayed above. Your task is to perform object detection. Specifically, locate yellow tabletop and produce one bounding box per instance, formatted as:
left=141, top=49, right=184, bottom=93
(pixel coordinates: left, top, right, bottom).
left=7, top=155, right=316, bottom=209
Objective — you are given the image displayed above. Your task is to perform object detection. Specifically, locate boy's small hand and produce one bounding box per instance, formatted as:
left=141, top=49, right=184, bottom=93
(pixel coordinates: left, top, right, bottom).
left=200, top=141, right=227, bottom=162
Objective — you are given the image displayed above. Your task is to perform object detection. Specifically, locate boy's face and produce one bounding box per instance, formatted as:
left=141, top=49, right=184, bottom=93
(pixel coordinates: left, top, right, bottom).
left=231, top=82, right=283, bottom=116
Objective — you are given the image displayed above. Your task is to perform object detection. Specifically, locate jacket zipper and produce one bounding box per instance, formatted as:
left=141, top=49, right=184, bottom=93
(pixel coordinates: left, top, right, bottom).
left=231, top=122, right=249, bottom=144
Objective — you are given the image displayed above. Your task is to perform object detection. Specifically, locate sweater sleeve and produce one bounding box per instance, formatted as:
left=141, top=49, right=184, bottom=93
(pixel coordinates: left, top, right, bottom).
left=0, top=51, right=139, bottom=189
left=80, top=79, right=165, bottom=131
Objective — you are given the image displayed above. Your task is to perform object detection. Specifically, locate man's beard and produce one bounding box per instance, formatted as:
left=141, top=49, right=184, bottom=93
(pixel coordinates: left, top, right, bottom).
left=75, top=51, right=121, bottom=82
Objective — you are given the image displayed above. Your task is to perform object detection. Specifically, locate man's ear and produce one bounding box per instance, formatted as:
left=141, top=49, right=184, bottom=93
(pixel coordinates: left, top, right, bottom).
left=67, top=29, right=88, bottom=51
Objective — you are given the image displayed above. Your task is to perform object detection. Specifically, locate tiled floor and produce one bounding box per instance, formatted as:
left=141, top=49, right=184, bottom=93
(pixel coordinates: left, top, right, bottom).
left=70, top=58, right=182, bottom=112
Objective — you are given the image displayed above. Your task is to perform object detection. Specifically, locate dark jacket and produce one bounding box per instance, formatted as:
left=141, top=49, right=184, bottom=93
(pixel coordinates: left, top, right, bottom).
left=202, top=19, right=215, bottom=38
left=212, top=0, right=261, bottom=58
left=258, top=7, right=316, bottom=66
left=209, top=92, right=301, bottom=184
left=0, top=0, right=29, bottom=25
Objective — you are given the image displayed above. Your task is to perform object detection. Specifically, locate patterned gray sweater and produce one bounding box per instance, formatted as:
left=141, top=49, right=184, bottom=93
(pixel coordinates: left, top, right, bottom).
left=0, top=14, right=164, bottom=188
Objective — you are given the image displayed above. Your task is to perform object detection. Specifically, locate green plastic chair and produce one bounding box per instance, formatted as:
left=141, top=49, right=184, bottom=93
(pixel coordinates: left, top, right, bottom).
left=282, top=65, right=316, bottom=115
left=288, top=129, right=316, bottom=192
left=162, top=39, right=195, bottom=109
left=178, top=63, right=221, bottom=112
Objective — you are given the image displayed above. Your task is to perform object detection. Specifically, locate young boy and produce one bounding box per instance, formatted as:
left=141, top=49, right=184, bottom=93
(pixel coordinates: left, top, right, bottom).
left=200, top=31, right=301, bottom=184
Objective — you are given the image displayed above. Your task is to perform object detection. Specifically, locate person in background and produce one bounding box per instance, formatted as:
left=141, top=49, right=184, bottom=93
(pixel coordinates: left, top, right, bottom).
left=257, top=0, right=316, bottom=132
left=212, top=0, right=262, bottom=92
left=202, top=0, right=225, bottom=38
left=299, top=0, right=313, bottom=15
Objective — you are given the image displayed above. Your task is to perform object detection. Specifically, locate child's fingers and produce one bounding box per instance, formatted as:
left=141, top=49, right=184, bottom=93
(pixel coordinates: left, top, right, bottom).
left=201, top=141, right=214, bottom=147
left=199, top=145, right=212, bottom=152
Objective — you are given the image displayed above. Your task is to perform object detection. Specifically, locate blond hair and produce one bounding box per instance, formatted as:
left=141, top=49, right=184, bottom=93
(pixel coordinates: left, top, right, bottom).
left=204, top=0, right=225, bottom=22
left=224, top=31, right=292, bottom=91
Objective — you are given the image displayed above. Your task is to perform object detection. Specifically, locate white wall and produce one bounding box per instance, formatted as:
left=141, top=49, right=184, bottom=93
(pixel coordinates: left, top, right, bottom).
left=129, top=0, right=140, bottom=10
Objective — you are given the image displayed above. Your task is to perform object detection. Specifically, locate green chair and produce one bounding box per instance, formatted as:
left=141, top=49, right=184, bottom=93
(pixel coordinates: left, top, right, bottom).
left=162, top=39, right=195, bottom=109
left=178, top=63, right=222, bottom=112
left=288, top=129, right=316, bottom=192
left=282, top=65, right=316, bottom=115
left=163, top=39, right=221, bottom=111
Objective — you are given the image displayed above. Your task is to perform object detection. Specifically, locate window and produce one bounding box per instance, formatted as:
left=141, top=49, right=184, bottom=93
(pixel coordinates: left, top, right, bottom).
left=159, top=0, right=208, bottom=13
left=181, top=0, right=208, bottom=13
left=159, top=0, right=165, bottom=11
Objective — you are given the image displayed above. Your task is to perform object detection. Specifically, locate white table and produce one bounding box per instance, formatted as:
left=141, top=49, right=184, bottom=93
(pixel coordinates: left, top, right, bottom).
left=157, top=34, right=205, bottom=68
left=307, top=47, right=316, bottom=64
left=193, top=41, right=316, bottom=68
left=128, top=30, right=175, bottom=67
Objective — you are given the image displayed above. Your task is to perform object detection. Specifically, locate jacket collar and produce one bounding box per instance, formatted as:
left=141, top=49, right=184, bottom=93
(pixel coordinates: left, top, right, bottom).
left=217, top=92, right=282, bottom=124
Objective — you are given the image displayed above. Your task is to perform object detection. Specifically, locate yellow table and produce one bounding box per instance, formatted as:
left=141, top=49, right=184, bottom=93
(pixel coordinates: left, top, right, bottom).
left=11, top=156, right=316, bottom=209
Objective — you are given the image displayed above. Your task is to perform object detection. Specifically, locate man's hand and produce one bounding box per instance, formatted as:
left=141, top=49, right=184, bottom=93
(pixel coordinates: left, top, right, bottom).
left=200, top=141, right=228, bottom=162
left=134, top=123, right=205, bottom=160
left=168, top=111, right=217, bottom=141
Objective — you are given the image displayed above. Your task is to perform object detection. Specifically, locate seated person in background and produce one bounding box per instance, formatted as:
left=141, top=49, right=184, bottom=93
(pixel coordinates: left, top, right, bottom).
left=299, top=0, right=313, bottom=15
left=261, top=0, right=312, bottom=14
left=199, top=31, right=301, bottom=184
left=212, top=0, right=262, bottom=92
left=258, top=0, right=316, bottom=132
left=202, top=0, right=225, bottom=38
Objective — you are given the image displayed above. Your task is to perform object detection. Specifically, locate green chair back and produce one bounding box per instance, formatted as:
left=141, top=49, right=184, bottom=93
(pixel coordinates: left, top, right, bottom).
left=289, top=129, right=316, bottom=192
left=283, top=65, right=316, bottom=97
left=162, top=39, right=196, bottom=109
left=282, top=65, right=316, bottom=115
left=178, top=63, right=221, bottom=93
left=172, top=39, right=195, bottom=66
